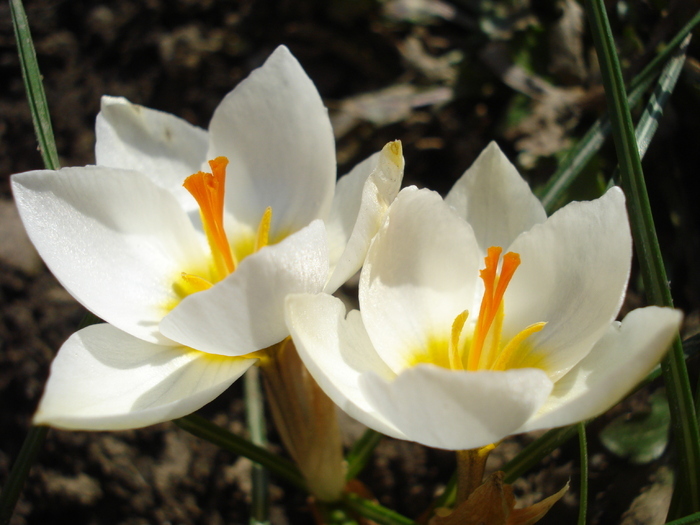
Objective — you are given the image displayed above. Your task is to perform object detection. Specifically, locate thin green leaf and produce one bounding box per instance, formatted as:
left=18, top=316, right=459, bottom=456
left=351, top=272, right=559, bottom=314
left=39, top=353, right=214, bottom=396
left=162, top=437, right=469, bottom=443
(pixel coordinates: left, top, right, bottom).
left=584, top=0, right=700, bottom=516
left=0, top=426, right=49, bottom=525
left=245, top=367, right=270, bottom=525
left=502, top=425, right=581, bottom=484
left=174, top=414, right=306, bottom=492
left=538, top=9, right=700, bottom=212
left=577, top=423, right=588, bottom=525
left=667, top=512, right=700, bottom=525
left=345, top=429, right=383, bottom=481
left=599, top=389, right=670, bottom=465
left=1, top=3, right=66, bottom=521
left=633, top=37, right=689, bottom=160
left=10, top=0, right=59, bottom=171
left=343, top=494, right=417, bottom=525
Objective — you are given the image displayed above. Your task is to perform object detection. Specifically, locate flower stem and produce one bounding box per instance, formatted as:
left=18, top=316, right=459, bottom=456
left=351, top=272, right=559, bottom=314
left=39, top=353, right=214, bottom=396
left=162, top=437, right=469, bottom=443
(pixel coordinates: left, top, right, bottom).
left=577, top=423, right=588, bottom=525
left=245, top=366, right=270, bottom=524
left=455, top=444, right=495, bottom=505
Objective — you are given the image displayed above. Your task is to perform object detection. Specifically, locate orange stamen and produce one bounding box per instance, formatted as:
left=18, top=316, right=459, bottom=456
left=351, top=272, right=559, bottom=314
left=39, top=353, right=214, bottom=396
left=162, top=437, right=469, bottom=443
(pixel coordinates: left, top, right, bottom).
left=467, top=247, right=521, bottom=371
left=183, top=157, right=237, bottom=279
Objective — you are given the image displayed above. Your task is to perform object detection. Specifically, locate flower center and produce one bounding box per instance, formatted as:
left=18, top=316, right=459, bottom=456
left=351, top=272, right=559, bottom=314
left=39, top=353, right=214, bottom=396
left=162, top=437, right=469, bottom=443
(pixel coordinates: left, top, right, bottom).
left=416, top=246, right=546, bottom=372
left=178, top=156, right=272, bottom=294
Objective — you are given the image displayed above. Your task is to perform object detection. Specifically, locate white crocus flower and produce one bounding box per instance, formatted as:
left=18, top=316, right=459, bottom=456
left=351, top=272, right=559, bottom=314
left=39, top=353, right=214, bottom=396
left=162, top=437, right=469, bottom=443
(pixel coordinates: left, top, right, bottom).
left=286, top=142, right=682, bottom=451
left=11, top=46, right=403, bottom=431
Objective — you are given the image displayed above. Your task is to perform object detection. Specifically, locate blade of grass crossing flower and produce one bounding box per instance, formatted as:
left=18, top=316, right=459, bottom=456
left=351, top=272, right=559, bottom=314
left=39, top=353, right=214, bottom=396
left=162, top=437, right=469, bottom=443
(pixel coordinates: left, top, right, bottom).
left=584, top=0, right=700, bottom=516
left=345, top=429, right=383, bottom=481
left=577, top=423, right=588, bottom=525
left=343, top=494, right=417, bottom=525
left=0, top=426, right=49, bottom=525
left=503, top=425, right=581, bottom=483
left=10, top=0, right=59, bottom=171
left=1, top=2, right=63, bottom=522
left=538, top=10, right=700, bottom=213
left=174, top=414, right=307, bottom=492
left=245, top=367, right=270, bottom=525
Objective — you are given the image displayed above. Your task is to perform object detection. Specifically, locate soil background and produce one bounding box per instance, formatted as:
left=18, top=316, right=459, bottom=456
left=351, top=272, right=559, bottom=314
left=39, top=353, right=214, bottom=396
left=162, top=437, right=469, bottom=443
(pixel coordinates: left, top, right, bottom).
left=2, top=1, right=700, bottom=524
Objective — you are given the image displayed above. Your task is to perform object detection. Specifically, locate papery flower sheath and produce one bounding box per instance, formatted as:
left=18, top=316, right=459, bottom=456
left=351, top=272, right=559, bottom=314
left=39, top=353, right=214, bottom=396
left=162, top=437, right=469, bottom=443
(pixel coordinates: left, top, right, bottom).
left=286, top=142, right=681, bottom=450
left=11, top=46, right=403, bottom=430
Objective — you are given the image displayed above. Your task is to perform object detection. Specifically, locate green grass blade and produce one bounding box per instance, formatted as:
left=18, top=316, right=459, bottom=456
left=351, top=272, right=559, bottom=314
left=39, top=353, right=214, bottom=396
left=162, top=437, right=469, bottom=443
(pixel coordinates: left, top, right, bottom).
left=1, top=2, right=64, bottom=522
left=539, top=10, right=700, bottom=213
left=577, top=423, right=588, bottom=525
left=584, top=0, right=700, bottom=516
left=538, top=79, right=652, bottom=213
left=343, top=494, right=417, bottom=525
left=633, top=36, right=689, bottom=161
left=667, top=512, right=700, bottom=525
left=503, top=425, right=580, bottom=483
left=10, top=0, right=59, bottom=171
left=345, top=429, right=383, bottom=481
left=175, top=414, right=306, bottom=492
left=245, top=367, right=270, bottom=525
left=0, top=426, right=49, bottom=525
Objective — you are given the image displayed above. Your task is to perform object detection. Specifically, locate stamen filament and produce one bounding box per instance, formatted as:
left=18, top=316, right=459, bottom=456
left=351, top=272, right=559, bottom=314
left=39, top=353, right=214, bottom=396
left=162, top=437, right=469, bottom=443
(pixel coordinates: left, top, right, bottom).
left=183, top=157, right=237, bottom=279
left=490, top=322, right=546, bottom=371
left=449, top=310, right=469, bottom=370
left=255, top=206, right=273, bottom=252
left=181, top=272, right=214, bottom=293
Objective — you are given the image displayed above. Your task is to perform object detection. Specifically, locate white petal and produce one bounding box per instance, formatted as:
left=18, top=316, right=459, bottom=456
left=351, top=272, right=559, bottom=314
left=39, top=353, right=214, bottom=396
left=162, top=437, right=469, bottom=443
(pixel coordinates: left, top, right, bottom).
left=95, top=96, right=208, bottom=211
left=285, top=293, right=406, bottom=439
left=360, top=187, right=480, bottom=373
left=361, top=365, right=553, bottom=450
left=207, top=46, right=335, bottom=236
left=11, top=167, right=206, bottom=345
left=161, top=220, right=329, bottom=356
left=325, top=141, right=404, bottom=293
left=504, top=187, right=632, bottom=379
left=517, top=306, right=681, bottom=433
left=445, top=142, right=546, bottom=253
left=34, top=324, right=256, bottom=430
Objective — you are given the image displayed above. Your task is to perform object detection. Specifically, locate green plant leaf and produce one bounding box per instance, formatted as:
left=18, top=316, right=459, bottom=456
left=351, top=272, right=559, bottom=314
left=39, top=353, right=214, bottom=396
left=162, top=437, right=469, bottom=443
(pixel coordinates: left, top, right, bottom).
left=10, top=0, right=59, bottom=171
left=583, top=0, right=700, bottom=516
left=174, top=414, right=306, bottom=492
left=345, top=429, right=383, bottom=481
left=600, top=390, right=670, bottom=465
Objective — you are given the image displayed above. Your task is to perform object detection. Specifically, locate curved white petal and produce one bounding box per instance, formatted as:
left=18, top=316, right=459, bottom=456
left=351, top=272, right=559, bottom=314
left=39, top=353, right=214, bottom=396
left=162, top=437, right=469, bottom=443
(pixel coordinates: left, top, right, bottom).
left=517, top=306, right=681, bottom=433
left=96, top=96, right=208, bottom=212
left=325, top=141, right=404, bottom=293
left=445, top=142, right=546, bottom=253
left=504, top=187, right=632, bottom=379
left=285, top=293, right=406, bottom=439
left=360, top=187, right=480, bottom=373
left=34, top=324, right=256, bottom=430
left=360, top=365, right=553, bottom=450
left=11, top=167, right=206, bottom=345
left=207, top=46, right=335, bottom=236
left=161, top=220, right=329, bottom=356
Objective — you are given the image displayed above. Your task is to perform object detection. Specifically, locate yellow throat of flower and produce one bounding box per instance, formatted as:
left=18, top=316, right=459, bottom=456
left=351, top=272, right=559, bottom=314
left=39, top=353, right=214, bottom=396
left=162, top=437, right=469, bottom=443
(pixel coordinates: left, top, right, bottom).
left=176, top=157, right=273, bottom=296
left=413, top=246, right=546, bottom=373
